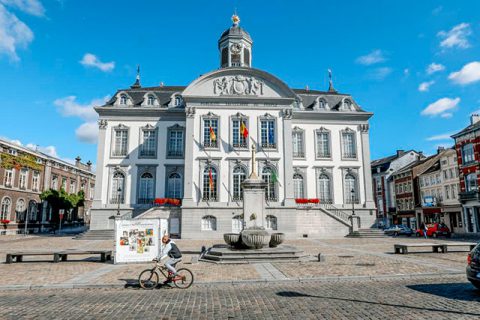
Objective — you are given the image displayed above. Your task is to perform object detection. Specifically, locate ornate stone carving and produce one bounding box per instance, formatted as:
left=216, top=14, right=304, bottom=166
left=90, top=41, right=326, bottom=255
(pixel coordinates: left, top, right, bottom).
left=186, top=106, right=196, bottom=118
left=213, top=76, right=264, bottom=96
left=98, top=119, right=108, bottom=129
left=358, top=124, right=369, bottom=133
left=282, top=109, right=293, bottom=120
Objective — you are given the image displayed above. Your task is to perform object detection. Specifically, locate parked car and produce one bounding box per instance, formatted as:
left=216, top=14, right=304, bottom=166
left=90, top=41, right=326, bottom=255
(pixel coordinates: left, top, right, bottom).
left=415, top=223, right=451, bottom=238
left=384, top=225, right=413, bottom=236
left=467, top=243, right=480, bottom=289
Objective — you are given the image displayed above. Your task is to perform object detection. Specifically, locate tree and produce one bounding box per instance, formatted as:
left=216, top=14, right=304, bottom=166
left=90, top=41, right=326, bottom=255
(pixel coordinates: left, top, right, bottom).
left=40, top=189, right=85, bottom=231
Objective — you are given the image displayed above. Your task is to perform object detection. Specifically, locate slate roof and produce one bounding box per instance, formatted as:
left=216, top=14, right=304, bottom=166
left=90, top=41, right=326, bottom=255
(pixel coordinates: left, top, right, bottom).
left=219, top=25, right=252, bottom=43
left=451, top=121, right=480, bottom=138
left=293, top=90, right=364, bottom=112
left=105, top=86, right=186, bottom=107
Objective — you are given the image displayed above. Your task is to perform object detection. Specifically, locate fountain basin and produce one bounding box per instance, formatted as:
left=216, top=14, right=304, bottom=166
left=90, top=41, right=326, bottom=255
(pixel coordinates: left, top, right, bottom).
left=269, top=233, right=285, bottom=247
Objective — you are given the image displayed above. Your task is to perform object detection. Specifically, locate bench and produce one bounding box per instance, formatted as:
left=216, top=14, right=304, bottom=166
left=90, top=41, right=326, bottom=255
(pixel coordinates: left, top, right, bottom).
left=57, top=250, right=112, bottom=262
left=394, top=243, right=445, bottom=254
left=394, top=242, right=477, bottom=254
left=5, top=250, right=112, bottom=263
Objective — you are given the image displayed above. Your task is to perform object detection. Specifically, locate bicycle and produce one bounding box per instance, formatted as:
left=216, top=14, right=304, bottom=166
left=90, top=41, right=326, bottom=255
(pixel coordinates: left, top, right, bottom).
left=138, top=259, right=194, bottom=289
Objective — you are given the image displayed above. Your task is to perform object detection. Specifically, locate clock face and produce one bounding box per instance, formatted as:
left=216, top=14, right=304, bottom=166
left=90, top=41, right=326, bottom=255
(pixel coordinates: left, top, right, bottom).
left=230, top=43, right=242, bottom=54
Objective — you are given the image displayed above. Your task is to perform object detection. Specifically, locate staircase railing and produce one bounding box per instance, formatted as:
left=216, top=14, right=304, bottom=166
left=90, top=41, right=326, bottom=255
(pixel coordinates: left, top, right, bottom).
left=318, top=203, right=352, bottom=226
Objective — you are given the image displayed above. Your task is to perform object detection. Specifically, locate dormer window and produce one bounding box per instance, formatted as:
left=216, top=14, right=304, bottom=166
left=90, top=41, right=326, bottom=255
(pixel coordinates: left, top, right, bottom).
left=120, top=94, right=127, bottom=105
left=174, top=96, right=182, bottom=107
left=342, top=99, right=352, bottom=111
left=147, top=95, right=155, bottom=106
left=319, top=99, right=327, bottom=109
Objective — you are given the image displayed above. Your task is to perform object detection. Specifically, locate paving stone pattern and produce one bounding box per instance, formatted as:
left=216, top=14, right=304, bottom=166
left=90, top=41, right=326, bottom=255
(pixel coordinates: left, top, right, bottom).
left=0, top=276, right=479, bottom=319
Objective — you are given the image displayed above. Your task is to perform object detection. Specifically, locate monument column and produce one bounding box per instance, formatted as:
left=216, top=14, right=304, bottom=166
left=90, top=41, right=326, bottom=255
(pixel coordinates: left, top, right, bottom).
left=182, top=107, right=196, bottom=205
left=242, top=145, right=267, bottom=229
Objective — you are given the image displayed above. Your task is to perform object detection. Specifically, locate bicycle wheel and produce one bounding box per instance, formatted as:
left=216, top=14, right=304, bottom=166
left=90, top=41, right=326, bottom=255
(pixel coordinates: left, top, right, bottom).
left=173, top=268, right=194, bottom=289
left=138, top=269, right=159, bottom=290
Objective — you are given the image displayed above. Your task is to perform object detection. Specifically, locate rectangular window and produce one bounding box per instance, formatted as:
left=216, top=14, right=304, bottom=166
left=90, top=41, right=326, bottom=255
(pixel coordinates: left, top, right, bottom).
left=32, top=171, right=40, bottom=191
left=203, top=119, right=218, bottom=148
left=19, top=169, right=28, bottom=189
left=61, top=177, right=67, bottom=190
left=51, top=175, right=58, bottom=190
left=292, top=131, right=304, bottom=158
left=462, top=144, right=475, bottom=164
left=448, top=168, right=453, bottom=180
left=69, top=180, right=76, bottom=193
left=4, top=169, right=13, bottom=187
left=341, top=131, right=357, bottom=159
left=260, top=119, right=276, bottom=149
left=316, top=131, right=331, bottom=158
left=445, top=185, right=450, bottom=199
left=232, top=119, right=247, bottom=149
left=113, top=129, right=128, bottom=156
left=452, top=184, right=457, bottom=199
left=168, top=129, right=184, bottom=157
left=140, top=130, right=157, bottom=157
left=443, top=170, right=448, bottom=179
left=90, top=184, right=94, bottom=200
left=420, top=177, right=424, bottom=187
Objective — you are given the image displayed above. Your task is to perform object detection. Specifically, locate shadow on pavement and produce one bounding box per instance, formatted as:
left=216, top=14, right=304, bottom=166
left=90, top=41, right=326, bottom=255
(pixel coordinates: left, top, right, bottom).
left=276, top=286, right=480, bottom=317
left=407, top=282, right=480, bottom=302
left=121, top=278, right=174, bottom=290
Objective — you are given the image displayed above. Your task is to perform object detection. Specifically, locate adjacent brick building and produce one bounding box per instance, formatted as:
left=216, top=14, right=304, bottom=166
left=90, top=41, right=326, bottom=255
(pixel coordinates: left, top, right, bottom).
left=0, top=138, right=95, bottom=234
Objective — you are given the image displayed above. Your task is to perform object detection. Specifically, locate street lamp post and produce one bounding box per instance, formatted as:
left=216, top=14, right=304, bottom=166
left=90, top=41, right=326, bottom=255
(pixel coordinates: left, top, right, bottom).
left=24, top=199, right=29, bottom=236
left=117, top=187, right=122, bottom=216
left=351, top=189, right=355, bottom=216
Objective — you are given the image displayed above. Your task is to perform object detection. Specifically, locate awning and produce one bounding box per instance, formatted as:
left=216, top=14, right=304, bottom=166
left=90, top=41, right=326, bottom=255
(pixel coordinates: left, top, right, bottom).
left=423, top=207, right=441, bottom=215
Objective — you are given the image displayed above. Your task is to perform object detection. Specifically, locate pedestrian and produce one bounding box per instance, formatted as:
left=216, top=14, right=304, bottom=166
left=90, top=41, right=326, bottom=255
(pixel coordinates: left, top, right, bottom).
left=423, top=223, right=428, bottom=239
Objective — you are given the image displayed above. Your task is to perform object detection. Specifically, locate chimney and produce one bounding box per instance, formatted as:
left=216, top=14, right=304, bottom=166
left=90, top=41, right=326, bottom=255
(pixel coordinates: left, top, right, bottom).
left=75, top=156, right=81, bottom=167
left=437, top=146, right=445, bottom=154
left=471, top=114, right=480, bottom=125
left=396, top=150, right=405, bottom=157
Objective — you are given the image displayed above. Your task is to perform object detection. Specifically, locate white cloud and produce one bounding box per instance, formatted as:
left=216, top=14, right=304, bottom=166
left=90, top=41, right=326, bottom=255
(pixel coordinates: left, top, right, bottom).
left=418, top=81, right=435, bottom=92
left=440, top=113, right=453, bottom=119
left=367, top=67, right=392, bottom=80
left=356, top=50, right=386, bottom=65
left=426, top=132, right=455, bottom=141
left=25, top=143, right=58, bottom=157
left=0, top=0, right=45, bottom=17
left=75, top=122, right=98, bottom=144
left=54, top=95, right=108, bottom=144
left=0, top=4, right=34, bottom=60
left=80, top=53, right=115, bottom=72
left=448, top=61, right=480, bottom=85
left=426, top=63, right=445, bottom=75
left=421, top=97, right=460, bottom=117
left=438, top=23, right=472, bottom=49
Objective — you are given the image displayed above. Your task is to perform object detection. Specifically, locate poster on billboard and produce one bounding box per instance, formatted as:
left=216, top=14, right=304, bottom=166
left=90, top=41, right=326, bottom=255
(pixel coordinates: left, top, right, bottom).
left=114, top=219, right=168, bottom=264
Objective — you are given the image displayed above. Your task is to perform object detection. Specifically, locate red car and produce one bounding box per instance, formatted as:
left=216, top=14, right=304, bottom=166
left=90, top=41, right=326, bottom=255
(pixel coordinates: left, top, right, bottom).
left=416, top=223, right=451, bottom=238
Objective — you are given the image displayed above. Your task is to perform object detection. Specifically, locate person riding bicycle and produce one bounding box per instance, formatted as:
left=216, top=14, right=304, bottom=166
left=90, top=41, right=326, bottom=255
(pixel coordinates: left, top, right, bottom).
left=156, top=234, right=182, bottom=285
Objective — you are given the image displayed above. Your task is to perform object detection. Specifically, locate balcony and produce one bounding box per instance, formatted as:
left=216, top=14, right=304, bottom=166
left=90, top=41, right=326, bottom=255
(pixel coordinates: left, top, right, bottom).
left=203, top=141, right=218, bottom=149
left=232, top=142, right=247, bottom=149
left=261, top=143, right=276, bottom=149
left=459, top=191, right=480, bottom=202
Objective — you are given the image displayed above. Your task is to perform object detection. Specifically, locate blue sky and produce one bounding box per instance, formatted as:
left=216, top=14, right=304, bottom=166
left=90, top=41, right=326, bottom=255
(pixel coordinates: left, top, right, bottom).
left=1, top=0, right=480, bottom=165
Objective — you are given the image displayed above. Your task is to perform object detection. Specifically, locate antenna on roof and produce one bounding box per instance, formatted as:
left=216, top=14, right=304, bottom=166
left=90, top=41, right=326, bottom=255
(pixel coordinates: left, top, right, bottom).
left=328, top=69, right=337, bottom=93
left=131, top=65, right=141, bottom=89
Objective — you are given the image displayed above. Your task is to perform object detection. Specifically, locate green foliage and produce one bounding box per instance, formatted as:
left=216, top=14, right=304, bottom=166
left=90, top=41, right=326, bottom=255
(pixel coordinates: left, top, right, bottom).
left=40, top=189, right=85, bottom=211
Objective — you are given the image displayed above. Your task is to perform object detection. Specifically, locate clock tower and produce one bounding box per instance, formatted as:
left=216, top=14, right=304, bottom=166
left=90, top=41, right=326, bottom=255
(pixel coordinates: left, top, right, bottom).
left=218, top=14, right=252, bottom=68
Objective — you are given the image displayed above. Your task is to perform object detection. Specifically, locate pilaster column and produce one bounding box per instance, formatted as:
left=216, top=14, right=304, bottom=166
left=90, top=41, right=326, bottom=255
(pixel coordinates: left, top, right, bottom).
left=182, top=107, right=196, bottom=205
left=93, top=119, right=108, bottom=208
left=282, top=108, right=295, bottom=206
left=359, top=124, right=375, bottom=208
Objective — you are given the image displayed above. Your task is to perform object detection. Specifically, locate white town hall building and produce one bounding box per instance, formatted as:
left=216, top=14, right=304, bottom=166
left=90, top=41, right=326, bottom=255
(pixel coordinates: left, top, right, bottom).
left=90, top=15, right=376, bottom=238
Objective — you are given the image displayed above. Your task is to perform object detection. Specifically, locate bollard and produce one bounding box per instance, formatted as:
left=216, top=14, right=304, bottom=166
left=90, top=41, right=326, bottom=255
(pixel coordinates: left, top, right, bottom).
left=317, top=253, right=325, bottom=262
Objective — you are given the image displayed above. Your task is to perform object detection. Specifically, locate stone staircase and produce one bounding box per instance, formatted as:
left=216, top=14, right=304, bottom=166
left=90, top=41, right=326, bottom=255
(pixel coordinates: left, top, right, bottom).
left=318, top=203, right=352, bottom=227
left=347, top=228, right=386, bottom=238
left=200, top=245, right=306, bottom=264
left=75, top=229, right=114, bottom=240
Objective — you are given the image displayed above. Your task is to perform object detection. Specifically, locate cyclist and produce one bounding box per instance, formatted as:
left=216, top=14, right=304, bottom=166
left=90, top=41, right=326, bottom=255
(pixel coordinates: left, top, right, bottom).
left=156, top=234, right=182, bottom=286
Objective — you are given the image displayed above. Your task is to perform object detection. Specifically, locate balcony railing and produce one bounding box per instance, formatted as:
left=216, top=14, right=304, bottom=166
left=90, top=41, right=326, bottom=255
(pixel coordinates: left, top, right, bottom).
left=202, top=195, right=218, bottom=202
left=167, top=150, right=184, bottom=157
left=137, top=198, right=154, bottom=204
left=203, top=141, right=218, bottom=148
left=459, top=191, right=480, bottom=202
left=109, top=197, right=125, bottom=204
left=231, top=195, right=243, bottom=201
left=112, top=150, right=127, bottom=157
left=261, top=143, right=276, bottom=149
left=342, top=152, right=357, bottom=159
left=293, top=152, right=305, bottom=158
left=232, top=142, right=247, bottom=149
left=139, top=150, right=156, bottom=157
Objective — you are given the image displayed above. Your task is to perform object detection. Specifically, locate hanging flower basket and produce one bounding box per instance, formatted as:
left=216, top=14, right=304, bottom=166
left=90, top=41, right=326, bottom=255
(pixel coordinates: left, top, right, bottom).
left=295, top=198, right=309, bottom=204
left=1, top=220, right=10, bottom=229
left=153, top=198, right=181, bottom=207
left=308, top=198, right=320, bottom=204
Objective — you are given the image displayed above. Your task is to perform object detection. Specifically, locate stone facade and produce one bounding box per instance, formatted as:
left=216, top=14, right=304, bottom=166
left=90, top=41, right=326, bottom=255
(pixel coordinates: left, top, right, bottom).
left=91, top=16, right=376, bottom=238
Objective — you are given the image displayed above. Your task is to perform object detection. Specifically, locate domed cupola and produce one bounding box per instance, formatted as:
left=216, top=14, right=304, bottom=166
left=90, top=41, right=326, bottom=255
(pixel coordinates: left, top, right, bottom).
left=218, top=14, right=253, bottom=68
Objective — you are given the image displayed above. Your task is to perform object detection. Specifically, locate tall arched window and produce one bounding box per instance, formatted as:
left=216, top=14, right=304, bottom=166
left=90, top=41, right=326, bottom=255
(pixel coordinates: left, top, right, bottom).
left=266, top=215, right=277, bottom=230
left=466, top=173, right=478, bottom=192
left=293, top=173, right=304, bottom=199
left=139, top=172, right=154, bottom=204
left=262, top=166, right=277, bottom=201
left=16, top=199, right=26, bottom=221
left=232, top=166, right=247, bottom=200
left=28, top=200, right=37, bottom=221
left=221, top=47, right=228, bottom=67
left=345, top=173, right=358, bottom=204
left=0, top=197, right=11, bottom=220
left=203, top=167, right=217, bottom=201
left=243, top=48, right=250, bottom=66
left=111, top=171, right=125, bottom=204
left=201, top=215, right=217, bottom=231
left=318, top=174, right=332, bottom=203
left=168, top=172, right=182, bottom=199
left=120, top=94, right=127, bottom=105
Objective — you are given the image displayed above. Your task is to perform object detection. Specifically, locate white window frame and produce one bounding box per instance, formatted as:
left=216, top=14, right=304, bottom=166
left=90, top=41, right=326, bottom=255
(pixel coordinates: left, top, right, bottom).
left=341, top=129, right=357, bottom=159
left=201, top=215, right=217, bottom=231
left=112, top=126, right=129, bottom=157
left=315, top=128, right=331, bottom=159
left=292, top=127, right=305, bottom=159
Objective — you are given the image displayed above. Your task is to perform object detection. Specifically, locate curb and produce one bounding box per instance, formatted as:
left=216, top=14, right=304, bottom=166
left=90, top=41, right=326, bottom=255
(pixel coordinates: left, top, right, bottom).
left=0, top=271, right=465, bottom=291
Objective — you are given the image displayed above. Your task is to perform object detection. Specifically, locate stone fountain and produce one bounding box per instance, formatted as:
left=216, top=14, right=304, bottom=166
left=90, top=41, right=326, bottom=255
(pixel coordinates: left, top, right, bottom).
left=201, top=145, right=302, bottom=264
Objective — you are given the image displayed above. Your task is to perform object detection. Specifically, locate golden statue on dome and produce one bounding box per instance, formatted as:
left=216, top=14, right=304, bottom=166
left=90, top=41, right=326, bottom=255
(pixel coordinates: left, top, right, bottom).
left=232, top=13, right=240, bottom=26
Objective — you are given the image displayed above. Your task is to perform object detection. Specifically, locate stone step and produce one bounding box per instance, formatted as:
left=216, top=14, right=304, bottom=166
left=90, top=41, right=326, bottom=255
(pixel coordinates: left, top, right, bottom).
left=75, top=230, right=114, bottom=240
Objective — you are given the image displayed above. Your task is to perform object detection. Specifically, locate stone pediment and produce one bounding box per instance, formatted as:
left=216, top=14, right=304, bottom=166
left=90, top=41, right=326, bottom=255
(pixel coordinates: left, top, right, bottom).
left=182, top=68, right=296, bottom=102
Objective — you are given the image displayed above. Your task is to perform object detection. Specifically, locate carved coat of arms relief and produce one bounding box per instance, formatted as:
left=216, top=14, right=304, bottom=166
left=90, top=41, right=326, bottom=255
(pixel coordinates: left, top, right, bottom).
left=213, top=76, right=264, bottom=96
